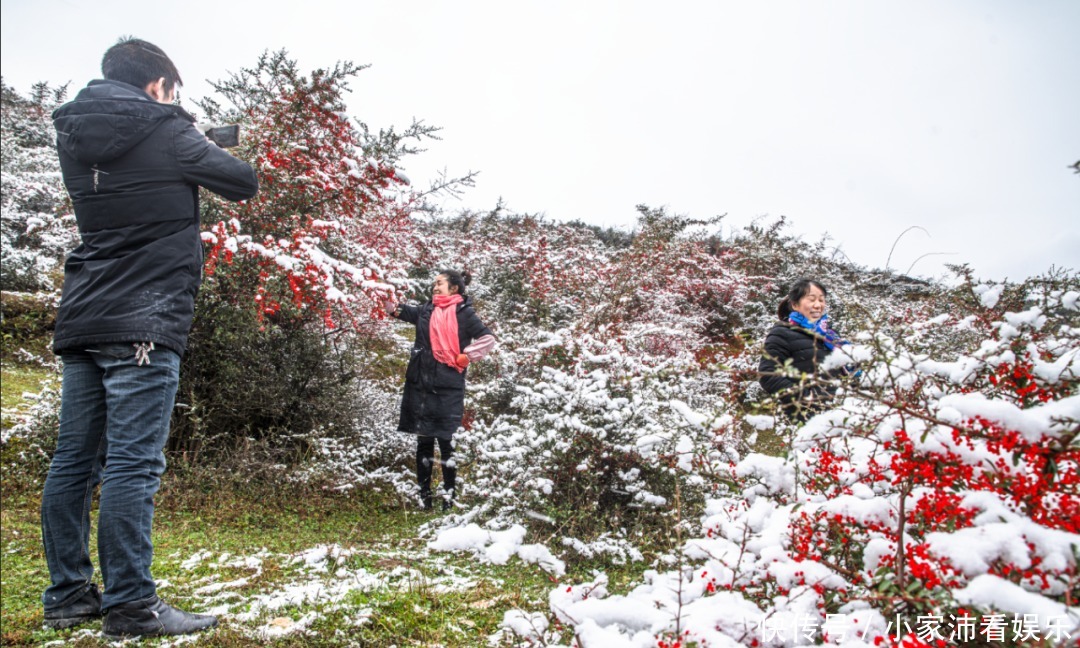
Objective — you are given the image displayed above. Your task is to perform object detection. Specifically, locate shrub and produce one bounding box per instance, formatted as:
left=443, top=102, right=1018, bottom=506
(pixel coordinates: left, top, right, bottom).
left=0, top=81, right=76, bottom=293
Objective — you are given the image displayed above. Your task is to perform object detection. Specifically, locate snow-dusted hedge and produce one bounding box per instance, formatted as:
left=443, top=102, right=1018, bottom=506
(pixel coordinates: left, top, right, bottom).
left=1, top=81, right=77, bottom=292
left=478, top=272, right=1079, bottom=647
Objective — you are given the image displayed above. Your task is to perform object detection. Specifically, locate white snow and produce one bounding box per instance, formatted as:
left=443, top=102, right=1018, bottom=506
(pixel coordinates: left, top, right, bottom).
left=428, top=524, right=566, bottom=576
left=954, top=574, right=1080, bottom=631
left=974, top=283, right=1004, bottom=308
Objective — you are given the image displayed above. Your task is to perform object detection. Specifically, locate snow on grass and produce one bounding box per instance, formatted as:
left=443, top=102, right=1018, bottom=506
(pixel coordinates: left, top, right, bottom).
left=162, top=542, right=486, bottom=643
left=428, top=523, right=566, bottom=577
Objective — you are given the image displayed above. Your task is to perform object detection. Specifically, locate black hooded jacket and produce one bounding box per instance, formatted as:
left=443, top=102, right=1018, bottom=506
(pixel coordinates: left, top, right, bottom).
left=50, top=79, right=258, bottom=354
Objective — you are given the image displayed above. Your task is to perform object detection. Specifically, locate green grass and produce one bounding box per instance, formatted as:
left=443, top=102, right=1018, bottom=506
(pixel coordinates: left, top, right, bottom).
left=0, top=360, right=785, bottom=646
left=2, top=473, right=594, bottom=646
left=0, top=367, right=654, bottom=646
left=748, top=420, right=793, bottom=458
left=0, top=363, right=55, bottom=430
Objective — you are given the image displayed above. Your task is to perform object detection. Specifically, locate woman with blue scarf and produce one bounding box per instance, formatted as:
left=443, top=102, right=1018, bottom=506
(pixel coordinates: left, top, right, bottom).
left=759, top=278, right=849, bottom=421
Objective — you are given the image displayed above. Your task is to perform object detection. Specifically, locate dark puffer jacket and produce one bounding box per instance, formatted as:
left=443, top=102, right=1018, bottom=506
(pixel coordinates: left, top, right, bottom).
left=395, top=297, right=492, bottom=439
left=758, top=321, right=841, bottom=420
left=51, top=79, right=258, bottom=354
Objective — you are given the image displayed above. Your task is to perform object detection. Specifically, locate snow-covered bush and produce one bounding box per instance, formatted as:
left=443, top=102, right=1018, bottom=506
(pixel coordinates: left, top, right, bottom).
left=410, top=208, right=772, bottom=552
left=0, top=378, right=61, bottom=489
left=495, top=269, right=1079, bottom=648
left=171, top=52, right=473, bottom=460
left=457, top=332, right=727, bottom=543
left=1, top=81, right=77, bottom=292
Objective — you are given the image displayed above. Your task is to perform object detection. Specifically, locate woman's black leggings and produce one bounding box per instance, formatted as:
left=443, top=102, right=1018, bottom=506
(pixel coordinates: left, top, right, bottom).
left=416, top=436, right=456, bottom=495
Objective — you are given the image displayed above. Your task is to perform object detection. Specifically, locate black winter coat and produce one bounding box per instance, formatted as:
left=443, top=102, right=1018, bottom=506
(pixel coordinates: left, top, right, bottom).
left=758, top=321, right=841, bottom=420
left=394, top=297, right=492, bottom=439
left=51, top=79, right=258, bottom=354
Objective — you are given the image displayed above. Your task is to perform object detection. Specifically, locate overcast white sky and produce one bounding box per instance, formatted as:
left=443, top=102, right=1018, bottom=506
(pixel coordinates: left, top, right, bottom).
left=3, top=0, right=1078, bottom=282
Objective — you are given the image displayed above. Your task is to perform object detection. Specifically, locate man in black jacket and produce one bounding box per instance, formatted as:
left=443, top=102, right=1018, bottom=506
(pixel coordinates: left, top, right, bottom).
left=41, top=37, right=258, bottom=638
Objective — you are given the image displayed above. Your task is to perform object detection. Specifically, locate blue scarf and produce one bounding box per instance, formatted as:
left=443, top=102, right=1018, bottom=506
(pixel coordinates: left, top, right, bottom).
left=788, top=312, right=844, bottom=350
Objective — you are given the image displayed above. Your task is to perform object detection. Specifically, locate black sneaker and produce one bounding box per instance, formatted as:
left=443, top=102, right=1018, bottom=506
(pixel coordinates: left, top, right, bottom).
left=102, top=595, right=218, bottom=639
left=43, top=583, right=103, bottom=630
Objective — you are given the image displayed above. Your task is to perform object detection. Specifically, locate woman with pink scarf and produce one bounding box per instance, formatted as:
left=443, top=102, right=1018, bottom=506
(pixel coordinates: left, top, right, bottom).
left=386, top=271, right=496, bottom=511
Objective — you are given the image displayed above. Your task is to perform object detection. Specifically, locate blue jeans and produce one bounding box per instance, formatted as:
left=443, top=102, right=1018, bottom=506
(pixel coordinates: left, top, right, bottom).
left=41, top=343, right=180, bottom=611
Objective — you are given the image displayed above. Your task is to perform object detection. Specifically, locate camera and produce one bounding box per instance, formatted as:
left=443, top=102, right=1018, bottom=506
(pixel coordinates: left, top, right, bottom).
left=197, top=124, right=240, bottom=148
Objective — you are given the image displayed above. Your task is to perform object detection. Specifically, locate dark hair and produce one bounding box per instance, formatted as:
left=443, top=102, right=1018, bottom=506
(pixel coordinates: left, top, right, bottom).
left=440, top=270, right=471, bottom=296
left=777, top=278, right=828, bottom=320
left=102, top=37, right=183, bottom=95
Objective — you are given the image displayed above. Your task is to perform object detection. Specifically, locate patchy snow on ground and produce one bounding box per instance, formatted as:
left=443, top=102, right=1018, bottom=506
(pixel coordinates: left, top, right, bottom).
left=428, top=523, right=566, bottom=577
left=150, top=542, right=486, bottom=644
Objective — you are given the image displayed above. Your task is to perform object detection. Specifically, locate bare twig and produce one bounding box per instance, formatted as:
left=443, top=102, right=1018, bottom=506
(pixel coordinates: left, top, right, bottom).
left=885, top=226, right=929, bottom=272
left=905, top=251, right=957, bottom=275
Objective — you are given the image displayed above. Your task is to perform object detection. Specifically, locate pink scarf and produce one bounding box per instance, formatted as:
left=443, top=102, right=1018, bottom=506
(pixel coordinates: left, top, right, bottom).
left=430, top=294, right=464, bottom=371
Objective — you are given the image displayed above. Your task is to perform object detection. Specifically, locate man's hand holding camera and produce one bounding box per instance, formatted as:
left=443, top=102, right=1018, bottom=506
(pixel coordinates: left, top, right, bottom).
left=197, top=124, right=240, bottom=148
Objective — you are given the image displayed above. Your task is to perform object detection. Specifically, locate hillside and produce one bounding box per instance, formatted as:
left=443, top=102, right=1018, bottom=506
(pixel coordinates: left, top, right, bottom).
left=2, top=67, right=1078, bottom=647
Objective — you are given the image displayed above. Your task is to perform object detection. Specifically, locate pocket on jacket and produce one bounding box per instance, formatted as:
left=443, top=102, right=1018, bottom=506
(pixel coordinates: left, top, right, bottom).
left=432, top=362, right=466, bottom=389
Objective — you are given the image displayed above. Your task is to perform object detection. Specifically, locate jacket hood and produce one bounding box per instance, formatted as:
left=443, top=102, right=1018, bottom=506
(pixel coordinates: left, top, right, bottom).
left=52, top=79, right=195, bottom=165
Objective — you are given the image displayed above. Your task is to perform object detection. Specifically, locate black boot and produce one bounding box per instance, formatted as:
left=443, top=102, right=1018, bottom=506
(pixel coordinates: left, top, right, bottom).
left=43, top=583, right=102, bottom=630
left=438, top=439, right=457, bottom=512
left=102, top=595, right=218, bottom=638
left=417, top=439, right=435, bottom=510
